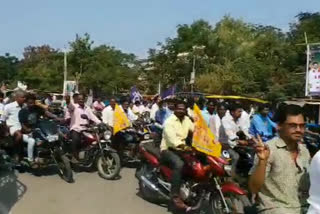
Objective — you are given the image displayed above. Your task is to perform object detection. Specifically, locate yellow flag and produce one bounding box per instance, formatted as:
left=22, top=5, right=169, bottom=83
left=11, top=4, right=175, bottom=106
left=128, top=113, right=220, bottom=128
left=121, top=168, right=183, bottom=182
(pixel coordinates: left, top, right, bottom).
left=192, top=104, right=222, bottom=157
left=113, top=104, right=131, bottom=135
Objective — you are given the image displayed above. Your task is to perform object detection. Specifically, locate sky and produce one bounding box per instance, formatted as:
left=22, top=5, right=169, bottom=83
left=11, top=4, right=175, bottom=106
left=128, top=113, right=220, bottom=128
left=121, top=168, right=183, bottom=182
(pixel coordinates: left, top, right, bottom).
left=0, top=0, right=319, bottom=58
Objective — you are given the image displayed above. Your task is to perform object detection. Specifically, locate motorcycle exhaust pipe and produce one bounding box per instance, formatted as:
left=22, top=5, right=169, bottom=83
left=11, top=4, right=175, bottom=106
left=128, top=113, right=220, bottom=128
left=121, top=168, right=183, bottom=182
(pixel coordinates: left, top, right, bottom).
left=140, top=175, right=170, bottom=200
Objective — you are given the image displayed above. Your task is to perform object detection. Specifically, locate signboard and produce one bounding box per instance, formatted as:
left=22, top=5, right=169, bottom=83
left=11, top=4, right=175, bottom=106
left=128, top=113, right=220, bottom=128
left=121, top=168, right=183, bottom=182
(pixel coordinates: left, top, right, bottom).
left=192, top=104, right=222, bottom=157
left=63, top=81, right=77, bottom=96
left=307, top=46, right=320, bottom=96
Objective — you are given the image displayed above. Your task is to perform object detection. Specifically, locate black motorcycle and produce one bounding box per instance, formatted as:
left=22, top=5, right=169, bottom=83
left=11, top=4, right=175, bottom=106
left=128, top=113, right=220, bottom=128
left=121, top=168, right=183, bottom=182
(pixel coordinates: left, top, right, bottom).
left=29, top=119, right=74, bottom=183
left=304, top=132, right=320, bottom=157
left=62, top=117, right=121, bottom=180
left=110, top=117, right=152, bottom=166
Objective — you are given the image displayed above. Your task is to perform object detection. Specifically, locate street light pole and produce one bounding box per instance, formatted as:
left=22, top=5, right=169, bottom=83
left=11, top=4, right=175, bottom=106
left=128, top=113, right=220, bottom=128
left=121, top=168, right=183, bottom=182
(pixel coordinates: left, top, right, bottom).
left=190, top=56, right=196, bottom=93
left=63, top=48, right=68, bottom=95
left=64, top=49, right=68, bottom=83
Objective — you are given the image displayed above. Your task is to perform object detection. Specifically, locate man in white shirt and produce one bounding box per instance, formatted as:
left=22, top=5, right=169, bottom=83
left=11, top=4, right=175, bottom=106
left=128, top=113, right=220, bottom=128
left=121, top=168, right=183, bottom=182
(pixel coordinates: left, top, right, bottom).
left=132, top=101, right=145, bottom=115
left=221, top=103, right=251, bottom=176
left=102, top=98, right=116, bottom=127
left=1, top=90, right=26, bottom=160
left=150, top=96, right=160, bottom=121
left=308, top=151, right=320, bottom=214
left=210, top=102, right=227, bottom=141
left=121, top=99, right=138, bottom=122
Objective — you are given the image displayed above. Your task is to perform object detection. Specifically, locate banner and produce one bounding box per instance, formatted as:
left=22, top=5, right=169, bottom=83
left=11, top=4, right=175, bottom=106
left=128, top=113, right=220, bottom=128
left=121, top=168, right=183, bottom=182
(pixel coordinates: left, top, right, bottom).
left=113, top=104, right=130, bottom=135
left=307, top=46, right=320, bottom=96
left=63, top=81, right=77, bottom=96
left=130, top=86, right=142, bottom=103
left=161, top=85, right=176, bottom=99
left=192, top=104, right=221, bottom=157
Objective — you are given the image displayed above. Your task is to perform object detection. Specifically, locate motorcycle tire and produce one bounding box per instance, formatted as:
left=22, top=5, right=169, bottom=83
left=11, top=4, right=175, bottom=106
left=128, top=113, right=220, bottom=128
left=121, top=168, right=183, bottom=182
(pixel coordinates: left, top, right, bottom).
left=56, top=154, right=74, bottom=183
left=97, top=152, right=121, bottom=180
left=210, top=194, right=251, bottom=214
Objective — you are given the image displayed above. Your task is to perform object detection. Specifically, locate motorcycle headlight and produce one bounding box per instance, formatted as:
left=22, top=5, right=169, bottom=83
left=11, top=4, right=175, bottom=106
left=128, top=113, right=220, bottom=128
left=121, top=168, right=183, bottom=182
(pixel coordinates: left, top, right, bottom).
left=222, top=150, right=230, bottom=159
left=144, top=134, right=150, bottom=140
left=104, top=130, right=112, bottom=140
left=47, top=134, right=59, bottom=143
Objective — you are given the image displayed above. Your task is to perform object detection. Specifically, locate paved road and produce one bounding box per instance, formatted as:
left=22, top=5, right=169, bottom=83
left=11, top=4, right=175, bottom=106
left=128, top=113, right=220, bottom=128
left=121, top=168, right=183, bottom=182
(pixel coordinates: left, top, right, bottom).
left=6, top=168, right=168, bottom=214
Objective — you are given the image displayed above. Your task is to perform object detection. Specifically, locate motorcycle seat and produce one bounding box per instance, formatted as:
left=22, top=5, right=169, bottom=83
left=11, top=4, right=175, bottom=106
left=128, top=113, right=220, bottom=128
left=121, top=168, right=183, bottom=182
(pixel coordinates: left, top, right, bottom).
left=142, top=143, right=161, bottom=159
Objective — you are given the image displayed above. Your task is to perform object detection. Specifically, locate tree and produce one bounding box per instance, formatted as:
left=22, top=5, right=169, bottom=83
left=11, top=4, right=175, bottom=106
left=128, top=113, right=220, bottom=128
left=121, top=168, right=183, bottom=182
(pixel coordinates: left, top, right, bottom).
left=0, top=53, right=19, bottom=83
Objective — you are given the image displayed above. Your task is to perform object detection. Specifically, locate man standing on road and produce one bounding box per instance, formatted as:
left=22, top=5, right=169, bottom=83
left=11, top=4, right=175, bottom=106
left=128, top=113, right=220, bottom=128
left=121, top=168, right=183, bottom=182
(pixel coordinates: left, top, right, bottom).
left=249, top=105, right=310, bottom=214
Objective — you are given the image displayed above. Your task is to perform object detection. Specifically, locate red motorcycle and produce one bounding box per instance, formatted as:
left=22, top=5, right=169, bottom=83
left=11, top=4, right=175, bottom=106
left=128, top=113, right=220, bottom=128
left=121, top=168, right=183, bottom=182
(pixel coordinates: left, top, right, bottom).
left=135, top=143, right=251, bottom=213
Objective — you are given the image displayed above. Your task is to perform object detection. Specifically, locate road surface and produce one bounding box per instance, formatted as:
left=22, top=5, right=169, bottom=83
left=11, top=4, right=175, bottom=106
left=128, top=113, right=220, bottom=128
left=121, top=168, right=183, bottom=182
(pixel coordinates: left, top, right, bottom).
left=6, top=168, right=168, bottom=214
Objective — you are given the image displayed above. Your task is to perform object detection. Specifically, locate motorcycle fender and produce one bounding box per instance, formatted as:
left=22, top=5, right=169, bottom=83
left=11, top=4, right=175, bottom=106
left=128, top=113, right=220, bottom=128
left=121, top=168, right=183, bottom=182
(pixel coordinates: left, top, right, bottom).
left=221, top=182, right=246, bottom=195
left=102, top=145, right=118, bottom=153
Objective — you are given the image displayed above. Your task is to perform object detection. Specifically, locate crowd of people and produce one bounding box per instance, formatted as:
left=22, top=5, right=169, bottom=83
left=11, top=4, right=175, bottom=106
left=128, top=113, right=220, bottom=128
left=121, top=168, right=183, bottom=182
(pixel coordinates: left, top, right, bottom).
left=0, top=89, right=319, bottom=214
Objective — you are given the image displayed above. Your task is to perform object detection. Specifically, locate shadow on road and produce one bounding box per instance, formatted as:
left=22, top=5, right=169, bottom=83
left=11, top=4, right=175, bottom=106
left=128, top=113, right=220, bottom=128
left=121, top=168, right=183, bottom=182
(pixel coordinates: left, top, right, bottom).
left=0, top=168, right=27, bottom=214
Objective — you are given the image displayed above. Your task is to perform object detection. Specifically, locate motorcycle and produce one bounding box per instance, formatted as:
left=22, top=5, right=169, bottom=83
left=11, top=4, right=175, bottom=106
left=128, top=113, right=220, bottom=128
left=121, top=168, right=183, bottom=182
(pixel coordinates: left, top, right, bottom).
left=27, top=119, right=73, bottom=183
left=62, top=116, right=121, bottom=180
left=135, top=143, right=251, bottom=213
left=110, top=114, right=152, bottom=165
left=304, top=132, right=320, bottom=157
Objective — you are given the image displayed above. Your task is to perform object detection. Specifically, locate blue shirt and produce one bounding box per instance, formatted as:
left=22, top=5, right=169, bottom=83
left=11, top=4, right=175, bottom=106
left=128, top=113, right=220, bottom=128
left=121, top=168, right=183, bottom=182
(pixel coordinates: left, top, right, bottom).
left=155, top=108, right=172, bottom=125
left=201, top=110, right=215, bottom=126
left=249, top=114, right=277, bottom=142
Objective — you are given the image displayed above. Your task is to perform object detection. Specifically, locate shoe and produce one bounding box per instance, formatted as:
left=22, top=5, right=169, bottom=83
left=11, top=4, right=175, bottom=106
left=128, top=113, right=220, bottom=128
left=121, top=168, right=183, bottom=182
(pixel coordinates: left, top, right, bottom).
left=172, top=196, right=189, bottom=211
left=70, top=156, right=80, bottom=164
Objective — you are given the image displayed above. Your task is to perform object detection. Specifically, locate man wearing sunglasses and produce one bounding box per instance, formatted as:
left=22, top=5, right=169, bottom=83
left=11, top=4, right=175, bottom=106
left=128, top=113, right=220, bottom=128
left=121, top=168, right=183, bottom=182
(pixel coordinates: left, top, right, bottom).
left=249, top=104, right=310, bottom=214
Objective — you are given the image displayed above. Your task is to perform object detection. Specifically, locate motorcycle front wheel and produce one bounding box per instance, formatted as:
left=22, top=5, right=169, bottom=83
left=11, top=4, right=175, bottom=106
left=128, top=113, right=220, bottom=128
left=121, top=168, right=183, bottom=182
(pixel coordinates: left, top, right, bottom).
left=55, top=154, right=74, bottom=183
left=97, top=151, right=121, bottom=180
left=210, top=194, right=251, bottom=214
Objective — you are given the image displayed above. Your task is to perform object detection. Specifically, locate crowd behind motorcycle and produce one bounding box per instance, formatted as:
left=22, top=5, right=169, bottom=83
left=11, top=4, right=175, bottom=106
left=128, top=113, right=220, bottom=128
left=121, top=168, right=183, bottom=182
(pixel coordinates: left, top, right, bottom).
left=0, top=89, right=318, bottom=213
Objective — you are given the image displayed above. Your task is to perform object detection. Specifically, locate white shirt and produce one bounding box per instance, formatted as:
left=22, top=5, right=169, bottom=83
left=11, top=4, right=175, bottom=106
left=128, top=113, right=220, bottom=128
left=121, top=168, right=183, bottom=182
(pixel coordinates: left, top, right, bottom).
left=132, top=105, right=145, bottom=115
left=212, top=114, right=223, bottom=141
left=121, top=106, right=138, bottom=122
left=308, top=151, right=320, bottom=214
left=2, top=101, right=23, bottom=128
left=221, top=113, right=250, bottom=148
left=0, top=102, right=5, bottom=116
left=150, top=103, right=159, bottom=120
left=102, top=105, right=114, bottom=127
left=239, top=110, right=251, bottom=132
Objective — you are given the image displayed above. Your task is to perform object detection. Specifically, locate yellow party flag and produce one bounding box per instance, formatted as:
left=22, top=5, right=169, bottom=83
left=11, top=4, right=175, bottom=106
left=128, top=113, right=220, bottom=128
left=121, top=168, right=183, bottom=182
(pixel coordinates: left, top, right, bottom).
left=192, top=104, right=222, bottom=157
left=113, top=104, right=131, bottom=135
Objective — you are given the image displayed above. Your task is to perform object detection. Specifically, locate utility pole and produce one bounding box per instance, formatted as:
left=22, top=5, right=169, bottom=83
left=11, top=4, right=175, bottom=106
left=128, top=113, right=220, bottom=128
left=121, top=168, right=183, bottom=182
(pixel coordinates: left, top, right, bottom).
left=190, top=56, right=196, bottom=93
left=305, top=32, right=310, bottom=97
left=63, top=48, right=68, bottom=95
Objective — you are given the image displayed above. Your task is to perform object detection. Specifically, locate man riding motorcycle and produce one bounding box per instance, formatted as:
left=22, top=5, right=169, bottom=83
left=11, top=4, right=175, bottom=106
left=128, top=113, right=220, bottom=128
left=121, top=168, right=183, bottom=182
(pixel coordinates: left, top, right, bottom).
left=19, top=93, right=63, bottom=166
left=160, top=99, right=194, bottom=211
left=249, top=104, right=276, bottom=142
left=1, top=90, right=26, bottom=162
left=68, top=94, right=101, bottom=163
left=220, top=103, right=252, bottom=177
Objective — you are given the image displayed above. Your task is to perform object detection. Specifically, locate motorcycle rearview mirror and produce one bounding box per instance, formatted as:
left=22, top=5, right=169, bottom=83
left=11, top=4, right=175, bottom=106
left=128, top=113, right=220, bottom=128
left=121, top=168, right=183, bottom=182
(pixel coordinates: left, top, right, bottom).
left=81, top=114, right=89, bottom=120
